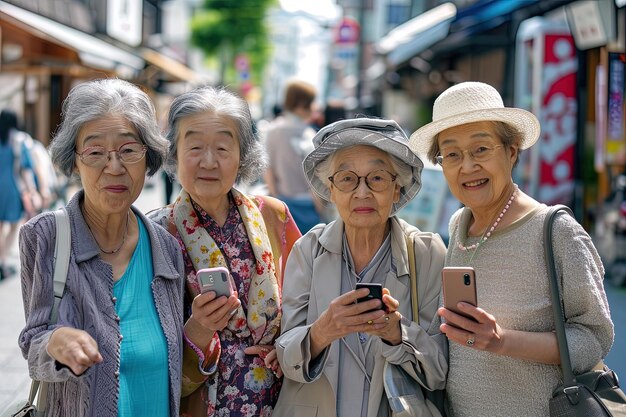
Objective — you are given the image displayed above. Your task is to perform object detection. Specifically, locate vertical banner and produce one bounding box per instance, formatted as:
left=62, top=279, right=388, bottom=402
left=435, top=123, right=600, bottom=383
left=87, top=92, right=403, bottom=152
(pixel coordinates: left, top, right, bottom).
left=537, top=34, right=578, bottom=205
left=606, top=52, right=626, bottom=165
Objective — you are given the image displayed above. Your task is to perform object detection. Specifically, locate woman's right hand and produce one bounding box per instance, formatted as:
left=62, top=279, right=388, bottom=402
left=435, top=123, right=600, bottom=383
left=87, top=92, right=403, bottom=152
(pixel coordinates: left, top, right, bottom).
left=310, top=288, right=386, bottom=358
left=47, top=327, right=103, bottom=376
left=189, top=291, right=241, bottom=333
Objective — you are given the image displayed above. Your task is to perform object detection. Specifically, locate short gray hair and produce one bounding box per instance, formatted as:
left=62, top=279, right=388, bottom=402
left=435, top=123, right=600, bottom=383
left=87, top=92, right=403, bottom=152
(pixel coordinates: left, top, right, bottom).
left=49, top=79, right=167, bottom=177
left=164, top=86, right=266, bottom=185
left=314, top=146, right=413, bottom=193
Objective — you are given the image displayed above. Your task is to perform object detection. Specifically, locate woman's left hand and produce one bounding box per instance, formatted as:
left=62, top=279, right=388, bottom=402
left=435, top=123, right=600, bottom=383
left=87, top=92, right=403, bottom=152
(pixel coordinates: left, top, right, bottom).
left=438, top=303, right=504, bottom=353
left=244, top=344, right=283, bottom=378
left=364, top=288, right=402, bottom=345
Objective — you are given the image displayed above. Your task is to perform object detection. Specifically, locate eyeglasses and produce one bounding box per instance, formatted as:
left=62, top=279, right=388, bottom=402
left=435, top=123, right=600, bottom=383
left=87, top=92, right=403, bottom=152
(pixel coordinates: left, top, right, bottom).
left=328, top=169, right=397, bottom=193
left=436, top=144, right=504, bottom=167
left=76, top=142, right=147, bottom=168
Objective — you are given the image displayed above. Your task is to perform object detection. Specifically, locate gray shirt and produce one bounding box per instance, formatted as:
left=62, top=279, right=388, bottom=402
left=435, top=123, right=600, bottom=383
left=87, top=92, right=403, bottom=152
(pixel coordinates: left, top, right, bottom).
left=444, top=205, right=614, bottom=417
left=18, top=191, right=185, bottom=417
left=264, top=112, right=316, bottom=197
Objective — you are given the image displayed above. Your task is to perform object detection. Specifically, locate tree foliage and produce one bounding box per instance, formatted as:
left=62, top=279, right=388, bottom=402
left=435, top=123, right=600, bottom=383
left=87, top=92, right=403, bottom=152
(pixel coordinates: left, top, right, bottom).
left=191, top=0, right=275, bottom=85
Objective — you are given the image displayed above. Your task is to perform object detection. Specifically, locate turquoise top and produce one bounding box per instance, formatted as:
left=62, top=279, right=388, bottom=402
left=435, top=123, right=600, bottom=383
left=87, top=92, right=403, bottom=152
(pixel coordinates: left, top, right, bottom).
left=113, top=216, right=169, bottom=417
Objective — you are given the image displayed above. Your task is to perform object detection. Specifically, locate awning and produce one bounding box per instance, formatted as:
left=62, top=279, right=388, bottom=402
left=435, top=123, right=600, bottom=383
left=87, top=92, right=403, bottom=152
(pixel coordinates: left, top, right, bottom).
left=0, top=1, right=144, bottom=76
left=377, top=2, right=456, bottom=66
left=141, top=48, right=201, bottom=83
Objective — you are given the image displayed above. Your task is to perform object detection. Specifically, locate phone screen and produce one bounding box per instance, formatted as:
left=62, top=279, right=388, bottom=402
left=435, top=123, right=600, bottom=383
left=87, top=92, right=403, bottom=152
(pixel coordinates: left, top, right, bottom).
left=355, top=283, right=384, bottom=311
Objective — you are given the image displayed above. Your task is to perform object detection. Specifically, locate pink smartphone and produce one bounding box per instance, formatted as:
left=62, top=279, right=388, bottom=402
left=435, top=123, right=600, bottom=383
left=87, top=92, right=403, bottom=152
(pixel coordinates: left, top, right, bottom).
left=197, top=267, right=233, bottom=298
left=442, top=267, right=477, bottom=318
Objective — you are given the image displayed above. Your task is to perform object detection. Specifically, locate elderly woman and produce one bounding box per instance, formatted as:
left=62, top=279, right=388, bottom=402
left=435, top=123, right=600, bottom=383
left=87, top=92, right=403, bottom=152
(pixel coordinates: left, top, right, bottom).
left=409, top=81, right=614, bottom=417
left=18, top=79, right=185, bottom=416
left=148, top=86, right=300, bottom=416
left=273, top=118, right=447, bottom=417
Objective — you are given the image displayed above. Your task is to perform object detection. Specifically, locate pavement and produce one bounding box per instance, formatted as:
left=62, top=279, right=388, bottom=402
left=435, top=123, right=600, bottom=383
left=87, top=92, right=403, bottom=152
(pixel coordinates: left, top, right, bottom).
left=1, top=177, right=625, bottom=411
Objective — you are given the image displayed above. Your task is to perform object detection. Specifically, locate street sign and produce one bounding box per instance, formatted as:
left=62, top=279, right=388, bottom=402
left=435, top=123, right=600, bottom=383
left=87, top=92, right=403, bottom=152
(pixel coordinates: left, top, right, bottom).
left=335, top=17, right=360, bottom=45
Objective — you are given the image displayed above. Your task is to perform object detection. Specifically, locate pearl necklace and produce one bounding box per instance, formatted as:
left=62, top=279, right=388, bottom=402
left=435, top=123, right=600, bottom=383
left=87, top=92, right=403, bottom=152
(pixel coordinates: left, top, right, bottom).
left=458, top=185, right=518, bottom=251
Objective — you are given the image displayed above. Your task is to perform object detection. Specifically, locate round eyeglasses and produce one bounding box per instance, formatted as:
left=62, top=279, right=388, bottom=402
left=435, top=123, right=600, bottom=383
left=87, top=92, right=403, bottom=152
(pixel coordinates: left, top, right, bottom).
left=436, top=144, right=504, bottom=167
left=76, top=142, right=147, bottom=168
left=328, top=169, right=397, bottom=193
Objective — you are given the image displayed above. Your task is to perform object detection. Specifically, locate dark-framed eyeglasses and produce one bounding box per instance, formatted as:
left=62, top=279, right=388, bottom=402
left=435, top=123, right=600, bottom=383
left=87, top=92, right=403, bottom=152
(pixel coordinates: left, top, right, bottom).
left=328, top=169, right=397, bottom=193
left=436, top=144, right=504, bottom=167
left=76, top=142, right=147, bottom=168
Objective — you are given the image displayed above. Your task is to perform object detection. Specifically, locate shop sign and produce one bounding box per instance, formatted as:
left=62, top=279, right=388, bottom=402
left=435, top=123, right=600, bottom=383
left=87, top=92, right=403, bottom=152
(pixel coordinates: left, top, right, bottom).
left=606, top=52, right=625, bottom=165
left=107, top=0, right=143, bottom=47
left=537, top=34, right=578, bottom=205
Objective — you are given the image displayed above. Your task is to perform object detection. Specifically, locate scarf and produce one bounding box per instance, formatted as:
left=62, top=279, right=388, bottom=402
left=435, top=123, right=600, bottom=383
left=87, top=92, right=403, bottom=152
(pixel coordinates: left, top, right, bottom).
left=173, top=188, right=281, bottom=345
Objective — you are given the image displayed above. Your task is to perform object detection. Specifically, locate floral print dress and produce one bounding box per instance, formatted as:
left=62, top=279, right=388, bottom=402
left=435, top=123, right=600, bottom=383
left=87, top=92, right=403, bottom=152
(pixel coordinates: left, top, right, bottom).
left=182, top=197, right=281, bottom=416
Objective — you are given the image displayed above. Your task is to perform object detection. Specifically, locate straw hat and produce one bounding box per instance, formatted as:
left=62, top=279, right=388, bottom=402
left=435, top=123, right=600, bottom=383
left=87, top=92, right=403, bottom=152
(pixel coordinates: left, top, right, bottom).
left=303, top=117, right=423, bottom=215
left=408, top=82, right=540, bottom=157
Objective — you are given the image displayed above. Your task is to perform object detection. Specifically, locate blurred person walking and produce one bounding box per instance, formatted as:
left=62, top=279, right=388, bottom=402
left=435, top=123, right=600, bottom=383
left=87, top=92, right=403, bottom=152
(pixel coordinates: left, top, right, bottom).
left=264, top=80, right=324, bottom=233
left=0, top=109, right=38, bottom=280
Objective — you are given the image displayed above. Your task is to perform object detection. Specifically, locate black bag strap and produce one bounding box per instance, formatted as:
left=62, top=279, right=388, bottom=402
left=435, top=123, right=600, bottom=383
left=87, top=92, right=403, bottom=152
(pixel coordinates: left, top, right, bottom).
left=543, top=204, right=576, bottom=388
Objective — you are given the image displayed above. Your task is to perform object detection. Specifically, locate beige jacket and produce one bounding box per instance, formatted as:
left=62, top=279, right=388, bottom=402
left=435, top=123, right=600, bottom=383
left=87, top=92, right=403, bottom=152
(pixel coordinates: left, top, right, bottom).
left=274, top=216, right=447, bottom=417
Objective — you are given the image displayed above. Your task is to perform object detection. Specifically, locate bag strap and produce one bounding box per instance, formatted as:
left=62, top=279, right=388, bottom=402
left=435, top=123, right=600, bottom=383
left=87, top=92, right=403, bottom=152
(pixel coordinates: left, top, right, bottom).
left=405, top=233, right=420, bottom=325
left=51, top=207, right=71, bottom=322
left=27, top=207, right=71, bottom=407
left=543, top=204, right=576, bottom=387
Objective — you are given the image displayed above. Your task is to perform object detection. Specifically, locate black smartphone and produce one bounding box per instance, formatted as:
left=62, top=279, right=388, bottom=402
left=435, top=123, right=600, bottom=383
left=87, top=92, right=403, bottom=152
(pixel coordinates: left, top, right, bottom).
left=355, top=282, right=384, bottom=311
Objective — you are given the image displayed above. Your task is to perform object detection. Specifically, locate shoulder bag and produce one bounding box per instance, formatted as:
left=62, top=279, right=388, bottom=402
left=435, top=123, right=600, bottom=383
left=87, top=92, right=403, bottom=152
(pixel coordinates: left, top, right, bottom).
left=381, top=233, right=446, bottom=417
left=545, top=205, right=626, bottom=417
left=0, top=208, right=71, bottom=417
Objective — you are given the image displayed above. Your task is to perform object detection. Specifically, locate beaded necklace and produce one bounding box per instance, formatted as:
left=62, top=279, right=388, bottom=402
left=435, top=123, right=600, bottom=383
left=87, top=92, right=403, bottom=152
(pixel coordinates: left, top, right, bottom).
left=459, top=184, right=518, bottom=260
left=86, top=212, right=130, bottom=255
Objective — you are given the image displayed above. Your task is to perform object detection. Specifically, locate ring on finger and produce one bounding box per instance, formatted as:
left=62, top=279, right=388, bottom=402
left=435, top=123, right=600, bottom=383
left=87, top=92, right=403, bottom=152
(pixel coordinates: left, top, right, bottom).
left=367, top=320, right=373, bottom=325
left=466, top=336, right=475, bottom=346
left=384, top=316, right=390, bottom=322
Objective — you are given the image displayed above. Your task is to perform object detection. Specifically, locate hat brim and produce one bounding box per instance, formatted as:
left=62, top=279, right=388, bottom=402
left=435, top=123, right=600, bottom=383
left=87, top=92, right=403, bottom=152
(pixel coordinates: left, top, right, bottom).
left=409, top=107, right=541, bottom=157
left=303, top=127, right=423, bottom=216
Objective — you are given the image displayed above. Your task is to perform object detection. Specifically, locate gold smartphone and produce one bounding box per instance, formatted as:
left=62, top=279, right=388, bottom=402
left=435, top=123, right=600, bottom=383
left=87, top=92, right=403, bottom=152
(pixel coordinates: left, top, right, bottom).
left=442, top=267, right=477, bottom=318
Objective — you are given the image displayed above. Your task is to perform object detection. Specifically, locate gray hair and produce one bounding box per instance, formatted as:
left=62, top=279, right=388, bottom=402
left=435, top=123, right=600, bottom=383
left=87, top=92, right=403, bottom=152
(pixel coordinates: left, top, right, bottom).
left=314, top=146, right=414, bottom=194
left=427, top=120, right=524, bottom=167
left=49, top=79, right=167, bottom=177
left=164, top=86, right=267, bottom=185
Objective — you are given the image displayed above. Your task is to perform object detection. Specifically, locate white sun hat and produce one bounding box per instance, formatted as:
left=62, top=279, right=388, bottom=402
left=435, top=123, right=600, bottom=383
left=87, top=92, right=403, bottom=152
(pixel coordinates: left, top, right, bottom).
left=303, top=117, right=423, bottom=216
left=408, top=81, right=541, bottom=157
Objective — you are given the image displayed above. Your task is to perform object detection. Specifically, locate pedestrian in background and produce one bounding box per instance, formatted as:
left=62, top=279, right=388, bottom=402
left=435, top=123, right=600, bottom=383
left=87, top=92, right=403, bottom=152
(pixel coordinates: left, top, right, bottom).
left=409, top=81, right=614, bottom=416
left=264, top=79, right=325, bottom=233
left=148, top=86, right=301, bottom=416
left=274, top=118, right=447, bottom=416
left=0, top=109, right=38, bottom=280
left=18, top=79, right=185, bottom=417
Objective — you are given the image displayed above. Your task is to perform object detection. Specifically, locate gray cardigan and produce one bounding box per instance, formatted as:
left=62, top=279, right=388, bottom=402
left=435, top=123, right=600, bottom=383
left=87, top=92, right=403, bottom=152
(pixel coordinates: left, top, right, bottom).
left=18, top=191, right=185, bottom=417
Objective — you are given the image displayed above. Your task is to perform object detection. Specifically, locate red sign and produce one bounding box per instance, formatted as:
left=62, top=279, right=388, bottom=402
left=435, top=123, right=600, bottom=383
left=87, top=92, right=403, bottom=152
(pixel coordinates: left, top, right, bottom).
left=335, top=17, right=360, bottom=45
left=538, top=33, right=577, bottom=205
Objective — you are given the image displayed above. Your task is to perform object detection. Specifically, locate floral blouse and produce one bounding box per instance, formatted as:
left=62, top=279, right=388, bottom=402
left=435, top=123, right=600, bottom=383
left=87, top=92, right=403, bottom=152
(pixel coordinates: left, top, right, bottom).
left=183, top=196, right=281, bottom=416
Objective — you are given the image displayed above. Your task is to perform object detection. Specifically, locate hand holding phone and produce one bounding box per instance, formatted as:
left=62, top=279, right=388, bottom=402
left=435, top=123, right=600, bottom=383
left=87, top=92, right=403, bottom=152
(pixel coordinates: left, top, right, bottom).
left=355, top=283, right=384, bottom=312
left=197, top=267, right=233, bottom=298
left=442, top=267, right=477, bottom=319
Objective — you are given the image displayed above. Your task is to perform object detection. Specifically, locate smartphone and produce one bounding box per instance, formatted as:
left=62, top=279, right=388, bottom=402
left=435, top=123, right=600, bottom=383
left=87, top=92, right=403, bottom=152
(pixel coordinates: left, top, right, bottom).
left=197, top=267, right=233, bottom=298
left=355, top=283, right=384, bottom=311
left=442, top=267, right=478, bottom=318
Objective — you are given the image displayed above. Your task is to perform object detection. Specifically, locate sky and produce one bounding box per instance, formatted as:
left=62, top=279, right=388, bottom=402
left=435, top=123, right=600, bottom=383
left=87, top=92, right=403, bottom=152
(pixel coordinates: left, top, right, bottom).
left=279, top=0, right=341, bottom=21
